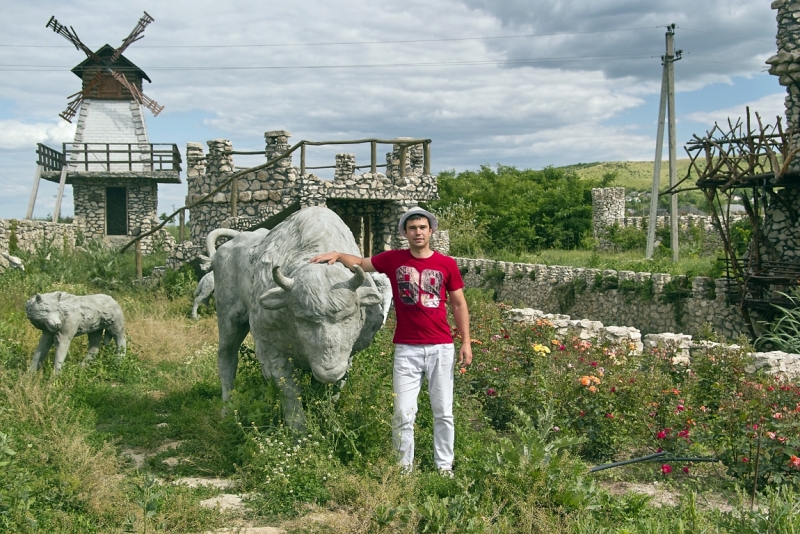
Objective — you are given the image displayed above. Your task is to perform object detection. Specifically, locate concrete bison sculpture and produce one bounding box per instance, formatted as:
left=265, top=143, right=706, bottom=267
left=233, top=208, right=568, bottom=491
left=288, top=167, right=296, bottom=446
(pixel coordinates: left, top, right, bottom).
left=26, top=291, right=126, bottom=372
left=191, top=272, right=215, bottom=319
left=209, top=206, right=391, bottom=428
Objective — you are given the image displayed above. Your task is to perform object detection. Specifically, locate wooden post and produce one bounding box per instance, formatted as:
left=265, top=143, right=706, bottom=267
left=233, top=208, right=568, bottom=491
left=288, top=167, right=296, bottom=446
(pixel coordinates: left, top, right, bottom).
left=179, top=208, right=185, bottom=242
left=231, top=175, right=238, bottom=216
left=371, top=141, right=377, bottom=174
left=399, top=144, right=406, bottom=179
left=423, top=141, right=431, bottom=175
left=135, top=239, right=143, bottom=279
left=363, top=215, right=372, bottom=257
left=52, top=165, right=69, bottom=223
left=26, top=165, right=43, bottom=219
left=300, top=143, right=306, bottom=175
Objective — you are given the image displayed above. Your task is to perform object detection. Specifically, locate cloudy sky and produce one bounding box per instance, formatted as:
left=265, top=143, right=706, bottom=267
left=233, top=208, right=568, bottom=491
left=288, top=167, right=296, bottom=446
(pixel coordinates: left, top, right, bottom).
left=0, top=0, right=785, bottom=219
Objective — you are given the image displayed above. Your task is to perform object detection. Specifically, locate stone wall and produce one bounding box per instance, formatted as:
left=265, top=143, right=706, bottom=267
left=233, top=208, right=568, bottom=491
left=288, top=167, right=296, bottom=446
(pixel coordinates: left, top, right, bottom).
left=591, top=187, right=739, bottom=250
left=180, top=130, right=440, bottom=269
left=0, top=219, right=78, bottom=256
left=456, top=257, right=747, bottom=340
left=71, top=177, right=173, bottom=254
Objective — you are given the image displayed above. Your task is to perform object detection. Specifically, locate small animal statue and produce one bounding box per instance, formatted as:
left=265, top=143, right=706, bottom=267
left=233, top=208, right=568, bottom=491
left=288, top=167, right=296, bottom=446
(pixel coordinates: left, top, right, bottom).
left=191, top=272, right=215, bottom=319
left=26, top=291, right=126, bottom=372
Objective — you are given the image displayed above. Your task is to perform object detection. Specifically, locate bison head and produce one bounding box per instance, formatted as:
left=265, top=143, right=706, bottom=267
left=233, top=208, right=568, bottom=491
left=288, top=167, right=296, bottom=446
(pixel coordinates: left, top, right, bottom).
left=257, top=264, right=382, bottom=383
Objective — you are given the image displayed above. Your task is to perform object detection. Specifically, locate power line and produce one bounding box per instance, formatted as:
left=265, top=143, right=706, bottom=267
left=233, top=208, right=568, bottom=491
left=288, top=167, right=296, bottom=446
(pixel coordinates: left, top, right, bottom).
left=678, top=26, right=774, bottom=45
left=0, top=53, right=660, bottom=72
left=0, top=25, right=660, bottom=49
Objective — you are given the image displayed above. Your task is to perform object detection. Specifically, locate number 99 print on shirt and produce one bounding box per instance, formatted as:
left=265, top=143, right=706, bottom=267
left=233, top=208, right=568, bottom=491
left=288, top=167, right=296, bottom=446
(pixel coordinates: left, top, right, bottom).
left=397, top=266, right=444, bottom=308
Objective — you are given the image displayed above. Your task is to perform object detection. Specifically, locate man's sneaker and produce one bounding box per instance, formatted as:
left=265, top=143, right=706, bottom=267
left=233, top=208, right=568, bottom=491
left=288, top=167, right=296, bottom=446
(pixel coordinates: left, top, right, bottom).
left=438, top=468, right=454, bottom=479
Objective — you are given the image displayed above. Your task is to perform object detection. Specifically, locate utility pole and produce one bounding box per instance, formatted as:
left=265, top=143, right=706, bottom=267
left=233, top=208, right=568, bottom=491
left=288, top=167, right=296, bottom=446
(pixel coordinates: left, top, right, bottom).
left=646, top=24, right=682, bottom=260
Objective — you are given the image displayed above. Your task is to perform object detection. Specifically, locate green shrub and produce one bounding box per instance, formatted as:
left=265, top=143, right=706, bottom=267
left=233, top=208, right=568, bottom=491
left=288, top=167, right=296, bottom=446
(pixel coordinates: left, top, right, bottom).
left=160, top=264, right=197, bottom=301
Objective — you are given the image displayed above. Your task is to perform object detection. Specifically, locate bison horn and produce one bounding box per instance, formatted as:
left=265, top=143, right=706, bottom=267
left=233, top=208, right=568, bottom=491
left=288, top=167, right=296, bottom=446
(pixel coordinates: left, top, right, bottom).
left=272, top=266, right=295, bottom=291
left=348, top=264, right=366, bottom=291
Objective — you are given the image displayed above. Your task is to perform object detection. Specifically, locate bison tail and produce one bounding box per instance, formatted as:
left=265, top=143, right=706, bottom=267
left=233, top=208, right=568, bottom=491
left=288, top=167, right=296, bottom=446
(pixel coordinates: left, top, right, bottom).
left=205, top=228, right=241, bottom=262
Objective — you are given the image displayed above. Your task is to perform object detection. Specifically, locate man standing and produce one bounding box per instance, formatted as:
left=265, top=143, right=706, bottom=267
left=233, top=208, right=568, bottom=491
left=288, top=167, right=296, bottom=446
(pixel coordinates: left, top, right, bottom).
left=311, top=207, right=472, bottom=475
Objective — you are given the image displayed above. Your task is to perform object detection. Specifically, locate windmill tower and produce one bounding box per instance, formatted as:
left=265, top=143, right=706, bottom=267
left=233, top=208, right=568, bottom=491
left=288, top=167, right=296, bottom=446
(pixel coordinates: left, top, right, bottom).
left=29, top=12, right=181, bottom=250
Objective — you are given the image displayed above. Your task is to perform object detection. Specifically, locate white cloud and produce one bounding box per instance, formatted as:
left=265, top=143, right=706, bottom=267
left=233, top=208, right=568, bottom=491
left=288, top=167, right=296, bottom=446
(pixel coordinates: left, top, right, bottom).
left=0, top=120, right=76, bottom=150
left=685, top=93, right=785, bottom=127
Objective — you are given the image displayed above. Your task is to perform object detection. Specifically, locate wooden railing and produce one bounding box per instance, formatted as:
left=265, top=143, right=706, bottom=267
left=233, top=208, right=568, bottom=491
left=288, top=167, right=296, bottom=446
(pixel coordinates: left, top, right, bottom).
left=36, top=143, right=64, bottom=171
left=37, top=143, right=181, bottom=172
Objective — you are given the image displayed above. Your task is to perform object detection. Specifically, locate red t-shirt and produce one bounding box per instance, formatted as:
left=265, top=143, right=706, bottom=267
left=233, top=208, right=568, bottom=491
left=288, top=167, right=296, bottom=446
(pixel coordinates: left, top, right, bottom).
left=371, top=249, right=464, bottom=345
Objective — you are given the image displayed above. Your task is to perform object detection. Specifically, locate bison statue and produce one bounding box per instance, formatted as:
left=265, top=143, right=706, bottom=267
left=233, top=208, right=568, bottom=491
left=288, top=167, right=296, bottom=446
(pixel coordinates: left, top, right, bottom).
left=26, top=291, right=126, bottom=372
left=209, top=207, right=391, bottom=428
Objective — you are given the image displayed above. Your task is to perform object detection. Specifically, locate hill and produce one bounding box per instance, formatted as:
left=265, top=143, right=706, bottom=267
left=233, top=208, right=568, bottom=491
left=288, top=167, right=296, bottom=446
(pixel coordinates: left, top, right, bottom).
left=562, top=160, right=695, bottom=191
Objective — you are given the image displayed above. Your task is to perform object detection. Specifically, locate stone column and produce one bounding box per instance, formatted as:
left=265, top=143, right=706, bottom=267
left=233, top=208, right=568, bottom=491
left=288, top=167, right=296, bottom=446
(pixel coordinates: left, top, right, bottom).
left=265, top=130, right=292, bottom=168
left=591, top=187, right=626, bottom=245
left=334, top=153, right=356, bottom=181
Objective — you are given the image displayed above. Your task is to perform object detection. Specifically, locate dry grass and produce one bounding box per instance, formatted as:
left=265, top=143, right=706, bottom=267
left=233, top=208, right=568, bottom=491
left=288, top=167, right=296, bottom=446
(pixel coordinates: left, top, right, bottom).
left=119, top=294, right=219, bottom=363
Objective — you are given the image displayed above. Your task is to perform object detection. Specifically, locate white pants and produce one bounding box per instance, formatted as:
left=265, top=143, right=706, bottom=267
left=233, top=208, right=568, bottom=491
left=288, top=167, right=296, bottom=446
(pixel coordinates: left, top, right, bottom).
left=392, top=343, right=455, bottom=471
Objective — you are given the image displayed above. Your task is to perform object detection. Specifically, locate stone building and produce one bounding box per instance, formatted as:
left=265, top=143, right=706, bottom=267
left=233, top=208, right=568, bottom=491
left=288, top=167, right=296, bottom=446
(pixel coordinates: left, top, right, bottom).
left=31, top=44, right=179, bottom=253
left=170, top=130, right=444, bottom=270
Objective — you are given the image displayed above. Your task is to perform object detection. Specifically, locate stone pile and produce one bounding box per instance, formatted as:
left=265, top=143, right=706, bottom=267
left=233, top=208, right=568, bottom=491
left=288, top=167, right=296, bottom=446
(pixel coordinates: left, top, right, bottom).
left=508, top=306, right=800, bottom=379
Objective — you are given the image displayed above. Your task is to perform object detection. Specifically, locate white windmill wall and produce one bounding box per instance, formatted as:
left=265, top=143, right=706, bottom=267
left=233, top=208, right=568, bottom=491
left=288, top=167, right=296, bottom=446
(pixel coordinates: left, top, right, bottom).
left=71, top=99, right=150, bottom=171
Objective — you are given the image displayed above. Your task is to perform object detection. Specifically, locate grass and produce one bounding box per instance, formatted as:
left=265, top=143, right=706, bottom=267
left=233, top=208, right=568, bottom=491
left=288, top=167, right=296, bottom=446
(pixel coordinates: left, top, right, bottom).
left=2, top=242, right=800, bottom=532
left=477, top=247, right=722, bottom=278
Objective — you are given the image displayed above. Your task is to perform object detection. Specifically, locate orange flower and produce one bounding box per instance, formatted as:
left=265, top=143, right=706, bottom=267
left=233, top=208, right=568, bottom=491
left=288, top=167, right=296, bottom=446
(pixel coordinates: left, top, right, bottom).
left=579, top=376, right=592, bottom=386
left=790, top=456, right=800, bottom=469
left=588, top=386, right=598, bottom=393
left=471, top=339, right=483, bottom=345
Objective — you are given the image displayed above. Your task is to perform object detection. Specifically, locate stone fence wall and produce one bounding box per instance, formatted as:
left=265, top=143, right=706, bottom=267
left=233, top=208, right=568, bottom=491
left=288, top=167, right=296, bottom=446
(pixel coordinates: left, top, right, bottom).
left=456, top=257, right=747, bottom=340
left=591, top=187, right=742, bottom=249
left=0, top=219, right=78, bottom=257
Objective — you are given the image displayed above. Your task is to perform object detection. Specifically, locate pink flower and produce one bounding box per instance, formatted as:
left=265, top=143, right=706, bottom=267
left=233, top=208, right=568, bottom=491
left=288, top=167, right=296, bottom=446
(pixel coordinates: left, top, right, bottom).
left=678, top=430, right=689, bottom=439
left=767, top=432, right=777, bottom=440
left=486, top=388, right=497, bottom=397
left=559, top=345, right=566, bottom=351
left=591, top=361, right=598, bottom=367
left=552, top=426, right=560, bottom=432
left=661, top=464, right=672, bottom=475
left=676, top=405, right=685, bottom=412
left=493, top=367, right=499, bottom=372
left=657, top=429, right=668, bottom=440
left=774, top=412, right=784, bottom=420
left=742, top=457, right=750, bottom=463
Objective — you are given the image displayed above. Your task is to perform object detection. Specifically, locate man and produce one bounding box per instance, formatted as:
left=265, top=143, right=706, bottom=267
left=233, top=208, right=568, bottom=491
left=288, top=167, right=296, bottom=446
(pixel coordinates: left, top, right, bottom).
left=311, top=207, right=472, bottom=475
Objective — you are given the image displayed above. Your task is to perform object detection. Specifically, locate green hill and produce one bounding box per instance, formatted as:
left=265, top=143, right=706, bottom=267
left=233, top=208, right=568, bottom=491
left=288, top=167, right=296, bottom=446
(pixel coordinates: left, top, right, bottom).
left=562, top=160, right=695, bottom=191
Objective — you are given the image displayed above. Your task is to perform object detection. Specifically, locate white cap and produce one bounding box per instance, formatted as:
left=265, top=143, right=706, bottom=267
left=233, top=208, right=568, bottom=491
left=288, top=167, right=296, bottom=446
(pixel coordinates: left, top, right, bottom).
left=398, top=207, right=438, bottom=233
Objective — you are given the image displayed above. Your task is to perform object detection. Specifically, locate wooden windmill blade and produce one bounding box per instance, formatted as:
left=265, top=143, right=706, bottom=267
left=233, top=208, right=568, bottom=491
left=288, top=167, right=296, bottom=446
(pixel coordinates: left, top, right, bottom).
left=110, top=12, right=154, bottom=63
left=58, top=72, right=103, bottom=123
left=111, top=71, right=164, bottom=117
left=45, top=16, right=102, bottom=63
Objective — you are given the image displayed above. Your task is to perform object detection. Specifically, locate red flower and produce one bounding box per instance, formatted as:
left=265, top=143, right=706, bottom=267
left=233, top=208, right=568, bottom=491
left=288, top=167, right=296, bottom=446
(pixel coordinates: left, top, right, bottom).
left=676, top=405, right=685, bottom=411
left=610, top=387, right=616, bottom=393
left=559, top=345, right=566, bottom=351
left=661, top=464, right=672, bottom=475
left=486, top=388, right=497, bottom=397
left=657, top=429, right=670, bottom=440
left=678, top=430, right=689, bottom=439
left=605, top=413, right=614, bottom=419
left=682, top=466, right=690, bottom=474
left=591, top=361, right=598, bottom=367
left=742, top=457, right=749, bottom=463
left=579, top=411, right=586, bottom=417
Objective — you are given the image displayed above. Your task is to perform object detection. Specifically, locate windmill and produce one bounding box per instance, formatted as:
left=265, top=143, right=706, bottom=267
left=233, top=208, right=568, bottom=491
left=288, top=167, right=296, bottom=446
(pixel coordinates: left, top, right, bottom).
left=46, top=11, right=163, bottom=123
